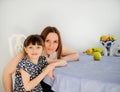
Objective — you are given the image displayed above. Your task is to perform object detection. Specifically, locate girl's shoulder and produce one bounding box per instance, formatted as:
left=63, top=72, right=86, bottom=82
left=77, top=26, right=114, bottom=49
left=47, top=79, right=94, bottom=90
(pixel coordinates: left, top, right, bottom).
left=18, top=57, right=27, bottom=65
left=17, top=57, right=37, bottom=74
left=17, top=57, right=34, bottom=68
left=38, top=56, right=47, bottom=63
left=38, top=56, right=48, bottom=68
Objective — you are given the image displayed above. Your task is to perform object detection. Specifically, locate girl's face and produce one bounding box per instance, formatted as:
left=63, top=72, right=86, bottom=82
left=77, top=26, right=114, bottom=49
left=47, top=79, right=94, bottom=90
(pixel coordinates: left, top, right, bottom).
left=45, top=33, right=58, bottom=55
left=25, top=43, right=42, bottom=60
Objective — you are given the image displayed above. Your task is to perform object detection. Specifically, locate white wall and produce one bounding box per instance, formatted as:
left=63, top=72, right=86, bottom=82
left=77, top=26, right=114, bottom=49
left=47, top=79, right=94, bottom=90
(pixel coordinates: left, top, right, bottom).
left=0, top=0, right=120, bottom=91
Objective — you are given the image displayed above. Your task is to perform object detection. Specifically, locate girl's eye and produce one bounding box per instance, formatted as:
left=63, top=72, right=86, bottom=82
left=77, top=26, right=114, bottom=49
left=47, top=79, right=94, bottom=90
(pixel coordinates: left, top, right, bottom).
left=37, top=46, right=41, bottom=49
left=29, top=46, right=32, bottom=49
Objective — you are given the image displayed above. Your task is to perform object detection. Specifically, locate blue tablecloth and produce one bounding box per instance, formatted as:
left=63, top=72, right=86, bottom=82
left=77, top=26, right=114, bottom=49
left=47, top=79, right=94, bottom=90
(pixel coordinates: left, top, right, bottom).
left=44, top=54, right=120, bottom=92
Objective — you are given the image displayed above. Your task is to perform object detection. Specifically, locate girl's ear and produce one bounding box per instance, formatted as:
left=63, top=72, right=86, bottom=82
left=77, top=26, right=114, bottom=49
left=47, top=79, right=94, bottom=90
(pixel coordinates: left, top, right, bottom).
left=24, top=47, right=27, bottom=54
left=42, top=47, right=45, bottom=56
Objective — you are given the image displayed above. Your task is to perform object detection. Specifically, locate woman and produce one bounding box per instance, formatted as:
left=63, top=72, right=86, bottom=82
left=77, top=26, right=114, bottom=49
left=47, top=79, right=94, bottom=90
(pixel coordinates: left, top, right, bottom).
left=2, top=26, right=79, bottom=92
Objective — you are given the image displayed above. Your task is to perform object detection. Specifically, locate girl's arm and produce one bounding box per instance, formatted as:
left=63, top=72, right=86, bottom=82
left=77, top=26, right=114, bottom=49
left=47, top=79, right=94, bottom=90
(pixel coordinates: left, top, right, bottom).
left=20, top=63, right=55, bottom=91
left=2, top=51, right=25, bottom=92
left=61, top=45, right=80, bottom=62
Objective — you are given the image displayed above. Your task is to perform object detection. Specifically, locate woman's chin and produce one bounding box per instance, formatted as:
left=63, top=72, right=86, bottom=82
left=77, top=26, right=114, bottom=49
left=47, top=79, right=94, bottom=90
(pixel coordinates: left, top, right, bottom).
left=46, top=51, right=54, bottom=55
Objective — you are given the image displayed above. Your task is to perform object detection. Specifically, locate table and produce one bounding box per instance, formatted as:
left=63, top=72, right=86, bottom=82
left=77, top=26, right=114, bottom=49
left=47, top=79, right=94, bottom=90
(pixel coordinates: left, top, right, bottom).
left=44, top=54, right=120, bottom=92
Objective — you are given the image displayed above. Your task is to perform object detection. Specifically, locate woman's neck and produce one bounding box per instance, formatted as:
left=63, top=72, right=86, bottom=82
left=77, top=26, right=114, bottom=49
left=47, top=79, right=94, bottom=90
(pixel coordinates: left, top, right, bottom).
left=45, top=52, right=57, bottom=59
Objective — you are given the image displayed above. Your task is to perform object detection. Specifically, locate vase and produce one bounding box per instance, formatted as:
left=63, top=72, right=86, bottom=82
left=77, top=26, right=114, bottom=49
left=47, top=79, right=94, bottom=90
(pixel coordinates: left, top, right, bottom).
left=101, top=41, right=114, bottom=56
left=104, top=47, right=112, bottom=56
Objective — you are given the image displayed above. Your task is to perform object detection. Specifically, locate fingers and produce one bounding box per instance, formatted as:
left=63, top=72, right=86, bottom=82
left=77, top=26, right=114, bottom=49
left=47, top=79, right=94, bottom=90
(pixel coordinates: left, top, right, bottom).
left=54, top=60, right=67, bottom=66
left=47, top=69, right=55, bottom=80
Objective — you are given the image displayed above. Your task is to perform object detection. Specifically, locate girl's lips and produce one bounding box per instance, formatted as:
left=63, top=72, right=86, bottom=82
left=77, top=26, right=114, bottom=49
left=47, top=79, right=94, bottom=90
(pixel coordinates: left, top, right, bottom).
left=31, top=53, right=38, bottom=55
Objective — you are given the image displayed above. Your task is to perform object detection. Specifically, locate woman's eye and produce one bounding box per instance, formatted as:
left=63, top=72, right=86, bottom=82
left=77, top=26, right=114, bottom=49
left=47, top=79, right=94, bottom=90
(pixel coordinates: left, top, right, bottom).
left=54, top=40, right=58, bottom=43
left=45, top=40, right=49, bottom=42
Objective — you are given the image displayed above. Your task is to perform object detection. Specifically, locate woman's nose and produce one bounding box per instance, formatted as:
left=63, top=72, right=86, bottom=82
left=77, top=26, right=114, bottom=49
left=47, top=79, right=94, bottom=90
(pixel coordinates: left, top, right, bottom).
left=49, top=42, right=53, bottom=47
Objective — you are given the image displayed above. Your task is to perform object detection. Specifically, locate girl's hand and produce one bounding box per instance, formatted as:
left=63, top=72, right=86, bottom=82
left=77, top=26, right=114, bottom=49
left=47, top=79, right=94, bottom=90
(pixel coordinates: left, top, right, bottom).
left=47, top=70, right=54, bottom=80
left=45, top=60, right=67, bottom=80
left=45, top=63, right=56, bottom=80
left=46, top=63, right=56, bottom=71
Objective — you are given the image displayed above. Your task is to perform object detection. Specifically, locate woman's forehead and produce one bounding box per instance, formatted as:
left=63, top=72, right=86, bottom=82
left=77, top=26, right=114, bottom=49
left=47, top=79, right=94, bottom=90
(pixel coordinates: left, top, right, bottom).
left=46, top=33, right=58, bottom=40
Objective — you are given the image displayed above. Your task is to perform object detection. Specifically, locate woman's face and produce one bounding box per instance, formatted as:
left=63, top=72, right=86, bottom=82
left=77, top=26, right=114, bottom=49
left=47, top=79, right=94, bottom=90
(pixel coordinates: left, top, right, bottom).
left=45, top=33, right=59, bottom=55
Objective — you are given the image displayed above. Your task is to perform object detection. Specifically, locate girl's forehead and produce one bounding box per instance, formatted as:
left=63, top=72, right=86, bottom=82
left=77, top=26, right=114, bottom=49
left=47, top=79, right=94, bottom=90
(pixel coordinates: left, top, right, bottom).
left=28, top=43, right=42, bottom=46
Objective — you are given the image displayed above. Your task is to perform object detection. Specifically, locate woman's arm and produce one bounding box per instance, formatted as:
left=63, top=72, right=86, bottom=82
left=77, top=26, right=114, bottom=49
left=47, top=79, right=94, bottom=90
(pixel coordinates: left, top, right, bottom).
left=47, top=59, right=67, bottom=79
left=2, top=51, right=25, bottom=92
left=61, top=45, right=80, bottom=62
left=47, top=45, right=79, bottom=64
left=20, top=63, right=55, bottom=91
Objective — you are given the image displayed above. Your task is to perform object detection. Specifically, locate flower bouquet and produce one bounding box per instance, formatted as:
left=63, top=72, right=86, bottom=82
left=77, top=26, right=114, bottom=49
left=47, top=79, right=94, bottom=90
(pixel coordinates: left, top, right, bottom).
left=100, top=35, right=116, bottom=56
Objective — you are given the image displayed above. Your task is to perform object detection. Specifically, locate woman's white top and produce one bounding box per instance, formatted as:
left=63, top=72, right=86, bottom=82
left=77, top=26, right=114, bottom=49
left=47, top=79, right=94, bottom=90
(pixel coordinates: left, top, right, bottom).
left=44, top=52, right=57, bottom=59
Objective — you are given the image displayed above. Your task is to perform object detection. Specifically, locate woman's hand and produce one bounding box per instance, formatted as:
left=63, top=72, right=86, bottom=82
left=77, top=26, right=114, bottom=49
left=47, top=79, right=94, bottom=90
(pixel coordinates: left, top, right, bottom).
left=54, top=60, right=67, bottom=67
left=47, top=58, right=67, bottom=66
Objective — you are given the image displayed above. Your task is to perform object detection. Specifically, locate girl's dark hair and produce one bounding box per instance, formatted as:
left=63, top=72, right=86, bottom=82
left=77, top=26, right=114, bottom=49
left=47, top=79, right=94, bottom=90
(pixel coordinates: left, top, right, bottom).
left=24, top=34, right=44, bottom=47
left=41, top=26, right=62, bottom=59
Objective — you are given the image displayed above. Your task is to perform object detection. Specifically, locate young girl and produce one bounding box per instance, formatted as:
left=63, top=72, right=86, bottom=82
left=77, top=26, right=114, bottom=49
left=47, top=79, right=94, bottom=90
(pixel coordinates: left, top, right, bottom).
left=13, top=34, right=67, bottom=92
